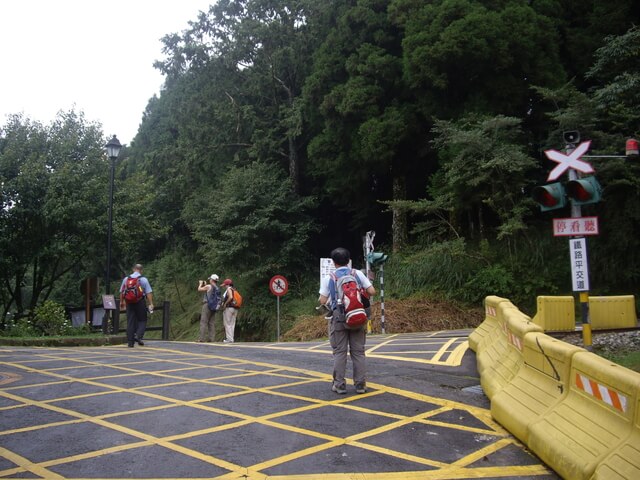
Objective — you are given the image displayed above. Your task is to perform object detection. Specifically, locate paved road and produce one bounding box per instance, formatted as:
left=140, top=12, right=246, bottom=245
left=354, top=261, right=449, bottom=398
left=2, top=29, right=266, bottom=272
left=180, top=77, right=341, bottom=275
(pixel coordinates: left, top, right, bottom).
left=0, top=332, right=559, bottom=479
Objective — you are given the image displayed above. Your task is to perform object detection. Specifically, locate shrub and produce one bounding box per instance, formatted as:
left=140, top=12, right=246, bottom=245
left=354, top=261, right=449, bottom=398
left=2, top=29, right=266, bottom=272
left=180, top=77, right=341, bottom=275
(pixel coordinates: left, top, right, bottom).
left=32, top=301, right=72, bottom=336
left=2, top=317, right=38, bottom=337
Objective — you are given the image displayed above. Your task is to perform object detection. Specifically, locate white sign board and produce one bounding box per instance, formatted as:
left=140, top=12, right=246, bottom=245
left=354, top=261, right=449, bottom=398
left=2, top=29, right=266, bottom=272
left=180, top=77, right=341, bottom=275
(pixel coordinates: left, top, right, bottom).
left=70, top=307, right=106, bottom=327
left=553, top=217, right=599, bottom=237
left=320, top=258, right=351, bottom=284
left=570, top=238, right=590, bottom=292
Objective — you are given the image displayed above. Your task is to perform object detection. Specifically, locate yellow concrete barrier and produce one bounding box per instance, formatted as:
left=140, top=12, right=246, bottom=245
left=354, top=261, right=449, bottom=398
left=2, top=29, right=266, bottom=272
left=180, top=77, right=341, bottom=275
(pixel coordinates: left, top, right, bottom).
left=532, top=295, right=575, bottom=331
left=469, top=296, right=510, bottom=353
left=480, top=306, right=543, bottom=400
left=589, top=295, right=638, bottom=330
left=491, top=332, right=585, bottom=443
left=476, top=300, right=514, bottom=377
left=528, top=352, right=640, bottom=480
left=592, top=383, right=640, bottom=479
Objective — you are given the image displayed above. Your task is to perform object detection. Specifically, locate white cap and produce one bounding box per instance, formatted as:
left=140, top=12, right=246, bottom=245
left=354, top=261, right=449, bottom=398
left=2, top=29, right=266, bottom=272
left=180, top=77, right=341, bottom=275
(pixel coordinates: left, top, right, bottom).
left=209, top=274, right=219, bottom=281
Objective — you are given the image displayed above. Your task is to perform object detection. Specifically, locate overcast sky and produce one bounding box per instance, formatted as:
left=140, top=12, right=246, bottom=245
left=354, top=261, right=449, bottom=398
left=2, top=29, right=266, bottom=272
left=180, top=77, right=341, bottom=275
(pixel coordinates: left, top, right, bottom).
left=0, top=0, right=213, bottom=145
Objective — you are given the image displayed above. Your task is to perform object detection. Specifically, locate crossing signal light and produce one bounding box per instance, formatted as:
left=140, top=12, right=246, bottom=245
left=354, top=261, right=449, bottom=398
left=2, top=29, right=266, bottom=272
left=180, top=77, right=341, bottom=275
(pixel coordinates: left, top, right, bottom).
left=565, top=176, right=602, bottom=206
left=532, top=182, right=567, bottom=211
left=367, top=252, right=388, bottom=267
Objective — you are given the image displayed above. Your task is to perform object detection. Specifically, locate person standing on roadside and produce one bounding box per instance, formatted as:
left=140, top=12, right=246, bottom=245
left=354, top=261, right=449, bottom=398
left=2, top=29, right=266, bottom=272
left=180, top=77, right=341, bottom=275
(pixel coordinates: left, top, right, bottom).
left=220, top=278, right=238, bottom=343
left=318, top=248, right=375, bottom=394
left=197, top=274, right=220, bottom=342
left=119, top=263, right=154, bottom=348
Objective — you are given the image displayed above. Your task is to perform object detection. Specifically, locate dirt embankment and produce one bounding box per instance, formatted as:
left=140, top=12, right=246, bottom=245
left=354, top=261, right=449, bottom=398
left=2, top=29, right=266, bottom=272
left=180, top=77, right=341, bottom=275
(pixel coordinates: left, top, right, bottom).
left=282, top=298, right=485, bottom=341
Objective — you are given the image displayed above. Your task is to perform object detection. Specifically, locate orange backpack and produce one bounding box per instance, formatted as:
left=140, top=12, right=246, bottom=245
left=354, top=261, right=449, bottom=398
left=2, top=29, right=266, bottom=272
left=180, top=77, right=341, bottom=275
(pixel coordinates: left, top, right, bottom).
left=230, top=288, right=243, bottom=308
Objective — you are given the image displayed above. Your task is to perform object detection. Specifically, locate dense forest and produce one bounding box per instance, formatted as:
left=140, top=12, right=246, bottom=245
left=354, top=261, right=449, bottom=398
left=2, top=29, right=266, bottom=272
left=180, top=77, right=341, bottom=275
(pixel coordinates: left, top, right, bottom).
left=2, top=0, right=640, bottom=337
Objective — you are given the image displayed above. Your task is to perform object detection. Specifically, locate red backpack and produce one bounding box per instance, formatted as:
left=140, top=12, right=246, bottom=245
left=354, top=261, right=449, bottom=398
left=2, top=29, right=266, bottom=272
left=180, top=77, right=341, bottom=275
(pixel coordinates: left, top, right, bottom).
left=122, top=276, right=145, bottom=303
left=331, top=269, right=368, bottom=329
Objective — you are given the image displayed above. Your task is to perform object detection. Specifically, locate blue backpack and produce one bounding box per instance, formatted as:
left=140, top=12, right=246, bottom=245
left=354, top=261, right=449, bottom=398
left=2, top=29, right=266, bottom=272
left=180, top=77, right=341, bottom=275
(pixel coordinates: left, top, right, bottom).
left=206, top=286, right=221, bottom=312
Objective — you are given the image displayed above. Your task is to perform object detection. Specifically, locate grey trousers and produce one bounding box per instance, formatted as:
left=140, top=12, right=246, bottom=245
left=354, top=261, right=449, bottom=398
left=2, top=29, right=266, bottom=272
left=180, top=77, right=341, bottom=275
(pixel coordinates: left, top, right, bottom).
left=199, top=303, right=216, bottom=342
left=329, top=319, right=366, bottom=387
left=223, top=307, right=237, bottom=342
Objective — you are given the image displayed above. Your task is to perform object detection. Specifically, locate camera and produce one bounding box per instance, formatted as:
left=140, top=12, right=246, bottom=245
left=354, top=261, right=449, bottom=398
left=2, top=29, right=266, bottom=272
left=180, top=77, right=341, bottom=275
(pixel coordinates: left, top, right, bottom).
left=563, top=130, right=580, bottom=145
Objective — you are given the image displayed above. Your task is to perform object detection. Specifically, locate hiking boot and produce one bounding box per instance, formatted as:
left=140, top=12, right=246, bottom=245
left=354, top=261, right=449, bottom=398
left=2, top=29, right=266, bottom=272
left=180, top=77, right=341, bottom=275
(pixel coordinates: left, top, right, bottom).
left=355, top=383, right=367, bottom=394
left=331, top=383, right=347, bottom=394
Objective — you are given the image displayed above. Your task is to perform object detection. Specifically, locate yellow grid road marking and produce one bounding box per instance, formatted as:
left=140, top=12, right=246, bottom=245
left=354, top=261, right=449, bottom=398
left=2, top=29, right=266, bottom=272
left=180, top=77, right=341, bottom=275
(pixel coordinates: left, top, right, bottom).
left=0, top=341, right=552, bottom=479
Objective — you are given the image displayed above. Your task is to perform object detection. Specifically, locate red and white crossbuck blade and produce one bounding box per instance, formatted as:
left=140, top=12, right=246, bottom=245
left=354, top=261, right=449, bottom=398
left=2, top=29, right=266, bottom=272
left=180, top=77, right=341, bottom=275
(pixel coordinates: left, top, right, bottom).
left=545, top=140, right=594, bottom=182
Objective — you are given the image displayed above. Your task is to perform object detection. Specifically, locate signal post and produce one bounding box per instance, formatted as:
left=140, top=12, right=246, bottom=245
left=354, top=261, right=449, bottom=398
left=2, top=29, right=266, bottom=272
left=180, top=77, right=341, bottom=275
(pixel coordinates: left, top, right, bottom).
left=531, top=133, right=639, bottom=348
left=532, top=132, right=602, bottom=349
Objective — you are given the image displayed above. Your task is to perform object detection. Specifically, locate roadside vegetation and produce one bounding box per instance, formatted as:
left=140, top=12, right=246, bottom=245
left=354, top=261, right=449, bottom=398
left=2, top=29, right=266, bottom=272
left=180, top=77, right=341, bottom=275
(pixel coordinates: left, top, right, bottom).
left=1, top=2, right=639, bottom=368
left=607, top=351, right=640, bottom=372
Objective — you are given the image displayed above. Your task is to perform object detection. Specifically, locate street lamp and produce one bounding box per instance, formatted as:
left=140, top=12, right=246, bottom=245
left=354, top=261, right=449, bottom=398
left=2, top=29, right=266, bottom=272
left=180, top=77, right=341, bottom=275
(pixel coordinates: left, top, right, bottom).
left=104, top=135, right=121, bottom=297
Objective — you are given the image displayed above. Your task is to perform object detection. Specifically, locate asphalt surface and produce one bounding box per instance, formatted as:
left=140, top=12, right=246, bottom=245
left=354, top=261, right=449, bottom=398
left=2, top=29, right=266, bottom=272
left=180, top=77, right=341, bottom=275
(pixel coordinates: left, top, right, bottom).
left=0, top=331, right=559, bottom=479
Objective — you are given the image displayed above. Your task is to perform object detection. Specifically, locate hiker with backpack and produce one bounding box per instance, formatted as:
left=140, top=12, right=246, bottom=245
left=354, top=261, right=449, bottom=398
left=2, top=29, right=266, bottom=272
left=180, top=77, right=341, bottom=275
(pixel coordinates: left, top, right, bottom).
left=220, top=278, right=242, bottom=343
left=119, top=263, right=154, bottom=348
left=197, top=274, right=220, bottom=342
left=318, top=247, right=376, bottom=395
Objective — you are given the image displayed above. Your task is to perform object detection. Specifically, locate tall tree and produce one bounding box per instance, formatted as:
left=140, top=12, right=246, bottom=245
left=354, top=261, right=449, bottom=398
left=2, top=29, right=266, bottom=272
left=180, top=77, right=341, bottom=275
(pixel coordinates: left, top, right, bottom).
left=303, top=0, right=426, bottom=250
left=392, top=0, right=567, bottom=120
left=182, top=160, right=317, bottom=283
left=132, top=0, right=323, bottom=258
left=387, top=114, right=539, bottom=253
left=0, top=111, right=105, bottom=317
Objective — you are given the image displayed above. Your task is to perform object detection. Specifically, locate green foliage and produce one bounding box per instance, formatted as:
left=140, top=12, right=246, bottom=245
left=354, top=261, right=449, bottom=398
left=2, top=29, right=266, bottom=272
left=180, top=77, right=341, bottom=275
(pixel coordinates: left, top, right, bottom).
left=32, top=301, right=72, bottom=336
left=1, top=316, right=38, bottom=338
left=184, top=161, right=316, bottom=279
left=385, top=239, right=479, bottom=298
left=303, top=0, right=421, bottom=233
left=394, top=114, right=538, bottom=246
left=464, top=264, right=516, bottom=302
left=393, top=0, right=566, bottom=117
left=381, top=230, right=573, bottom=314
left=587, top=25, right=640, bottom=136
left=0, top=110, right=107, bottom=317
left=182, top=161, right=317, bottom=334
left=601, top=350, right=640, bottom=373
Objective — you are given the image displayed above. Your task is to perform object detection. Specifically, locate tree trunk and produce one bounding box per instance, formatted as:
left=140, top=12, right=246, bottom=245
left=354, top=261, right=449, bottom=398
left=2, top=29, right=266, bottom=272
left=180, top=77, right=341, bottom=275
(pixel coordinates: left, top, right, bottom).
left=288, top=133, right=299, bottom=193
left=391, top=176, right=407, bottom=253
left=467, top=209, right=475, bottom=240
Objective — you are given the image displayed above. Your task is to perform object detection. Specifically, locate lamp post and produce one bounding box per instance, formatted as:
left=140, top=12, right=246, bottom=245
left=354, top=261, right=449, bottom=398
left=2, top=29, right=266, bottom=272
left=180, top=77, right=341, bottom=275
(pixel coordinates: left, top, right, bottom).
left=104, top=135, right=122, bottom=297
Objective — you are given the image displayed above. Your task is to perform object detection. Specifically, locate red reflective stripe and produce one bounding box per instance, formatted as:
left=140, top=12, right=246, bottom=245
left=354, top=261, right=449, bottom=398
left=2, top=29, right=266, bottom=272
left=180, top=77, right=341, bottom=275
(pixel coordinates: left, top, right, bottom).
left=575, top=373, right=627, bottom=413
left=609, top=390, right=623, bottom=412
left=589, top=378, right=603, bottom=400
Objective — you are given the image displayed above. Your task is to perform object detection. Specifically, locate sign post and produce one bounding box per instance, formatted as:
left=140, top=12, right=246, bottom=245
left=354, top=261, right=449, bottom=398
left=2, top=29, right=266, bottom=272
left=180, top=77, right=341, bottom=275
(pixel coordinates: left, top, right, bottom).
left=544, top=137, right=595, bottom=349
left=269, top=275, right=288, bottom=342
left=363, top=231, right=375, bottom=333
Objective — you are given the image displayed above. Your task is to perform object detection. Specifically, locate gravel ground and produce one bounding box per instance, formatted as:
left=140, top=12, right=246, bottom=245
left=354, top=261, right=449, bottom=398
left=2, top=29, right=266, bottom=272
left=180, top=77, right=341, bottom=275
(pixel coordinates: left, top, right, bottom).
left=556, top=329, right=640, bottom=355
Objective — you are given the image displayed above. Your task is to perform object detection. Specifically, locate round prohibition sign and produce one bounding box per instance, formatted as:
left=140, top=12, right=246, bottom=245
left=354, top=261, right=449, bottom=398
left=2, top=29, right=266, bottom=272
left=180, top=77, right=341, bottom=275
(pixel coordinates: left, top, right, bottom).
left=269, top=275, right=289, bottom=296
